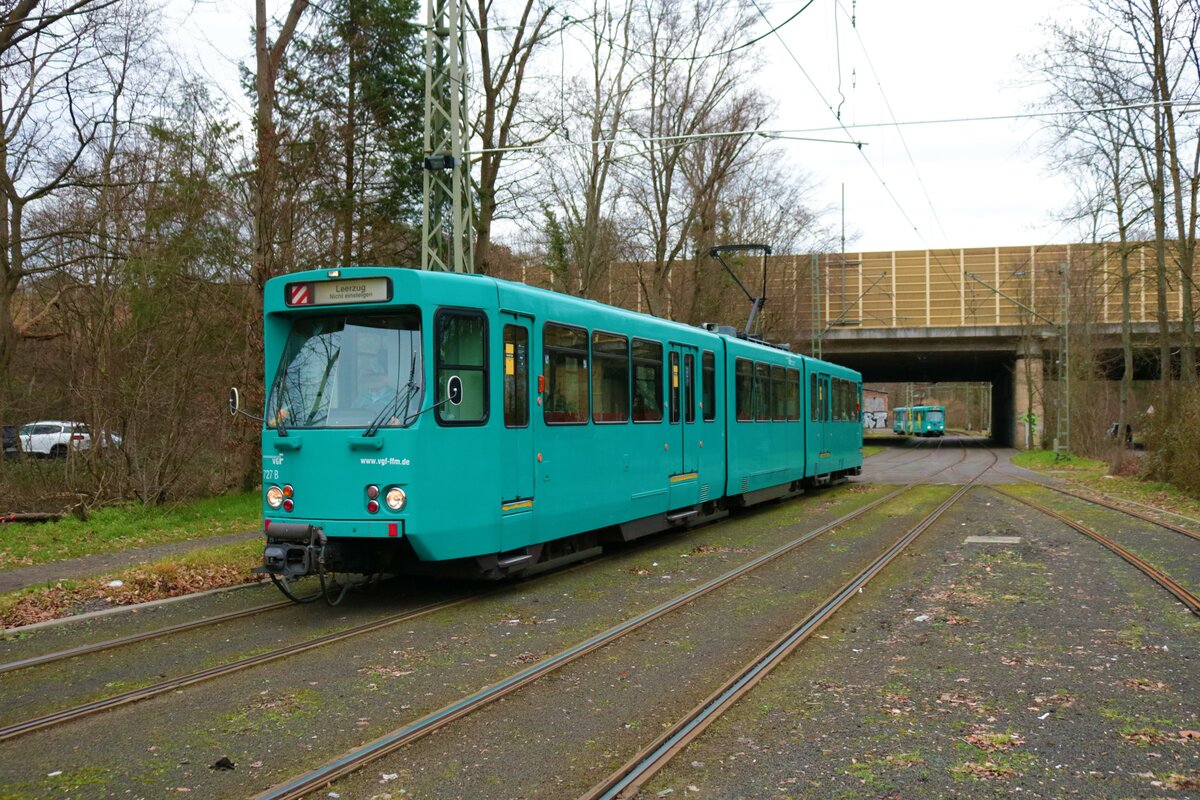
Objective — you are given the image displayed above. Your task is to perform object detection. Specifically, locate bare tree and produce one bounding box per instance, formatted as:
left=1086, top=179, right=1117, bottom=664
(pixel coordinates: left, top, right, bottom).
left=252, top=0, right=308, bottom=292
left=0, top=0, right=148, bottom=404
left=1037, top=21, right=1154, bottom=463
left=539, top=0, right=640, bottom=298
left=470, top=0, right=559, bottom=275
left=617, top=0, right=764, bottom=318
left=1106, top=0, right=1200, bottom=384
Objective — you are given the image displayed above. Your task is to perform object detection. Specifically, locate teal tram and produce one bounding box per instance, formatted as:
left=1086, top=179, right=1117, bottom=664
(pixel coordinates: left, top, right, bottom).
left=252, top=267, right=863, bottom=600
left=892, top=405, right=945, bottom=437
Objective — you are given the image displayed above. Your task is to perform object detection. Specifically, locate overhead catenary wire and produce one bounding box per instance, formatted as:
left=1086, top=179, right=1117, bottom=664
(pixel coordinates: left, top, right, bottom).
left=747, top=0, right=925, bottom=237
left=835, top=0, right=950, bottom=244
left=462, top=100, right=1198, bottom=157
left=748, top=0, right=977, bottom=313
left=467, top=127, right=865, bottom=157
left=567, top=0, right=819, bottom=64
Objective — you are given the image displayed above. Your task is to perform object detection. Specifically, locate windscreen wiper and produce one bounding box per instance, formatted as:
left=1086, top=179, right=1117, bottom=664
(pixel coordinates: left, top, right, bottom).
left=363, top=347, right=421, bottom=438
left=363, top=381, right=419, bottom=438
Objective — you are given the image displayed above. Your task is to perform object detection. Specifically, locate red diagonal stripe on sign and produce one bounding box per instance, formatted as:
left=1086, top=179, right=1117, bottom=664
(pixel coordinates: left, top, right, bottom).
left=290, top=284, right=310, bottom=305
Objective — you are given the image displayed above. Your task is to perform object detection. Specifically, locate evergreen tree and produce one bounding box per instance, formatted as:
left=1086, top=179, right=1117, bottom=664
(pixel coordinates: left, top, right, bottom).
left=277, top=0, right=424, bottom=268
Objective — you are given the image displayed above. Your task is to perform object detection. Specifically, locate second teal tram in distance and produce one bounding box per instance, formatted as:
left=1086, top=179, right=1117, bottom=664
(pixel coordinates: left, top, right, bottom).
left=892, top=405, right=946, bottom=437
left=249, top=267, right=863, bottom=597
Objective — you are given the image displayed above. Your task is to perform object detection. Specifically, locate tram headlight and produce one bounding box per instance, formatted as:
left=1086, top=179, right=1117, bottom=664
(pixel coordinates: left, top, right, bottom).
left=385, top=487, right=407, bottom=511
left=266, top=485, right=284, bottom=509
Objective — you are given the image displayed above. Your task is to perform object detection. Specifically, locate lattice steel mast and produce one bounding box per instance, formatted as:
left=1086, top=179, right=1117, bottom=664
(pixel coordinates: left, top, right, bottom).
left=422, top=0, right=474, bottom=273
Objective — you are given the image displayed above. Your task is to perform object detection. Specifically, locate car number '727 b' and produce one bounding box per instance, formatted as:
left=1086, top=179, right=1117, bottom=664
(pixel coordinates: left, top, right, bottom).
left=263, top=468, right=280, bottom=481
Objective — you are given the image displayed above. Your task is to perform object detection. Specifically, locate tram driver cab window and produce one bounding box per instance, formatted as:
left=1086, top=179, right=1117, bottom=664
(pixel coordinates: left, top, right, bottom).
left=435, top=309, right=488, bottom=425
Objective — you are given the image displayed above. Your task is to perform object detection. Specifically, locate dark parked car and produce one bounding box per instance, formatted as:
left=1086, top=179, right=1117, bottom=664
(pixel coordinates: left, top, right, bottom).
left=2, top=425, right=20, bottom=458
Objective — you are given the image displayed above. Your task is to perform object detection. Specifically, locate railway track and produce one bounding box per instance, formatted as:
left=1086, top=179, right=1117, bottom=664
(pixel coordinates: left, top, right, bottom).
left=0, top=463, right=894, bottom=744
left=992, top=487, right=1200, bottom=616
left=578, top=449, right=998, bottom=800
left=1011, top=476, right=1200, bottom=543
left=0, top=593, right=478, bottom=742
left=0, top=598, right=295, bottom=676
left=252, top=445, right=978, bottom=800
left=879, top=434, right=945, bottom=469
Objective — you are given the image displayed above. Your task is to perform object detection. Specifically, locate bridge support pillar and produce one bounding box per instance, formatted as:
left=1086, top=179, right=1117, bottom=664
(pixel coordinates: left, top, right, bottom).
left=1013, top=343, right=1044, bottom=450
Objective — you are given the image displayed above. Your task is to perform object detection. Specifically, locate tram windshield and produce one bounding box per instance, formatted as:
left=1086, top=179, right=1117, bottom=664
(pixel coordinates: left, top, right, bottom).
left=267, top=311, right=423, bottom=430
left=926, top=408, right=945, bottom=423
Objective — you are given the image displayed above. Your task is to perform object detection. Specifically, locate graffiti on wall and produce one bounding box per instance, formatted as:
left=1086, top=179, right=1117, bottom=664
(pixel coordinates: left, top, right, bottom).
left=863, top=410, right=889, bottom=429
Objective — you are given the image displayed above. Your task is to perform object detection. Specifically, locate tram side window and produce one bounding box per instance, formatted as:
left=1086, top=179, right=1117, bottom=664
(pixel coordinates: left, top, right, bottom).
left=544, top=323, right=590, bottom=424
left=632, top=338, right=664, bottom=422
left=685, top=354, right=696, bottom=424
left=754, top=362, right=771, bottom=421
left=669, top=352, right=681, bottom=423
left=771, top=365, right=787, bottom=421
left=436, top=309, right=488, bottom=425
left=810, top=373, right=819, bottom=421
left=503, top=325, right=528, bottom=428
left=786, top=368, right=800, bottom=420
left=592, top=331, right=629, bottom=423
left=736, top=358, right=753, bottom=421
left=831, top=378, right=844, bottom=421
left=847, top=380, right=858, bottom=421
left=702, top=351, right=716, bottom=422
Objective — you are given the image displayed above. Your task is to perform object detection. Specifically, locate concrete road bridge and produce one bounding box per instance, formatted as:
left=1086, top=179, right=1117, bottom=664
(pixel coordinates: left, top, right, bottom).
left=809, top=243, right=1193, bottom=447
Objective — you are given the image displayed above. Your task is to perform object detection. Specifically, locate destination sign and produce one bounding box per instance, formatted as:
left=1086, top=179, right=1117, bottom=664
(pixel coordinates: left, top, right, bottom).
left=285, top=277, right=391, bottom=307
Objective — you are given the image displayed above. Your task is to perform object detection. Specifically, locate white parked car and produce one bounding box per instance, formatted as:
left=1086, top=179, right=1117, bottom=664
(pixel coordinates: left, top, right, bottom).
left=18, top=421, right=121, bottom=458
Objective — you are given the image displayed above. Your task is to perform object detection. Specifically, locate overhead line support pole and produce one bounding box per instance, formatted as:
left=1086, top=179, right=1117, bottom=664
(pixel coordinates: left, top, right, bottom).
left=422, top=0, right=474, bottom=273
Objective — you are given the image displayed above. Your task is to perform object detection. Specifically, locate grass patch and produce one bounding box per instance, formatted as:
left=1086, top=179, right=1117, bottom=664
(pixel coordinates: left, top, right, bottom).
left=862, top=445, right=885, bottom=458
left=1010, top=451, right=1107, bottom=473
left=1011, top=450, right=1200, bottom=520
left=0, top=492, right=260, bottom=569
left=0, top=539, right=262, bottom=630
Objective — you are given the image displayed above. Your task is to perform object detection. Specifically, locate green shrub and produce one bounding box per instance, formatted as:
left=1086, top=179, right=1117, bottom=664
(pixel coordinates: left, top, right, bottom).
left=1141, top=388, right=1200, bottom=498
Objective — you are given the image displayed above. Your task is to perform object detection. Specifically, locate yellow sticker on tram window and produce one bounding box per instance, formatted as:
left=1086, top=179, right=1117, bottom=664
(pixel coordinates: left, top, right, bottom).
left=506, top=343, right=514, bottom=355
left=505, top=354, right=515, bottom=376
left=672, top=364, right=679, bottom=389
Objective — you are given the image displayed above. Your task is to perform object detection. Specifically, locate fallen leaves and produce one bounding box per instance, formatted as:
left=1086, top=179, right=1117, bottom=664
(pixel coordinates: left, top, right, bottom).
left=0, top=555, right=261, bottom=629
left=689, top=544, right=752, bottom=555
left=359, top=665, right=415, bottom=679
left=1121, top=728, right=1166, bottom=745
left=1155, top=773, right=1200, bottom=790
left=965, top=730, right=1026, bottom=752
left=937, top=692, right=980, bottom=709
left=953, top=761, right=1016, bottom=780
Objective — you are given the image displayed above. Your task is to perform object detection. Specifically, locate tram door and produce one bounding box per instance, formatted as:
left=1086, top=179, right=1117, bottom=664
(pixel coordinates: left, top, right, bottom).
left=817, top=373, right=831, bottom=460
left=668, top=343, right=700, bottom=509
left=500, top=313, right=536, bottom=550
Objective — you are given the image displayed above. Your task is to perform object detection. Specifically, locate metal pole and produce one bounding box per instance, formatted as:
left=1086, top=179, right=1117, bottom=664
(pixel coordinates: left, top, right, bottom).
left=422, top=0, right=474, bottom=273
left=811, top=253, right=823, bottom=359
left=1057, top=262, right=1071, bottom=459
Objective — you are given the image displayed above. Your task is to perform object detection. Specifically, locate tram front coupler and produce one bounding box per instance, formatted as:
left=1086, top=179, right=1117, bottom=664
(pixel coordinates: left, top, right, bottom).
left=255, top=522, right=327, bottom=578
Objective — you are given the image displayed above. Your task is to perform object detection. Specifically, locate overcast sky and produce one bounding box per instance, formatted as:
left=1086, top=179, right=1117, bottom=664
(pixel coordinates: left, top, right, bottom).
left=167, top=0, right=1082, bottom=254
left=750, top=0, right=1080, bottom=252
